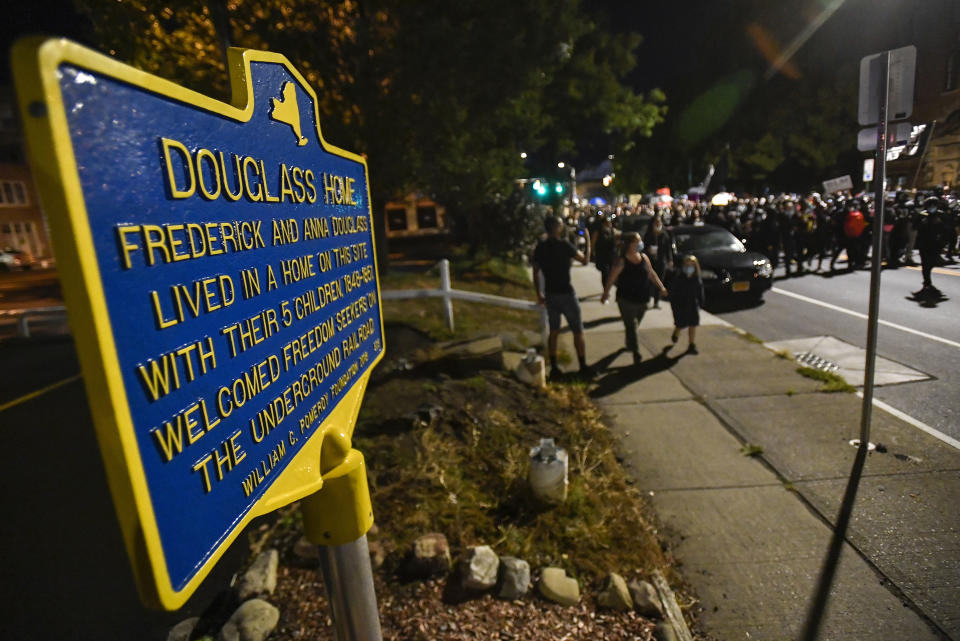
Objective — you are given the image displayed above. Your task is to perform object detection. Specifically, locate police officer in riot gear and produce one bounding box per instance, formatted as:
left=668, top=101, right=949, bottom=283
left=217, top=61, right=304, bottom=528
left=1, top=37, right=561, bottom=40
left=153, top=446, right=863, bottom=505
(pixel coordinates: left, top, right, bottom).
left=914, top=197, right=944, bottom=294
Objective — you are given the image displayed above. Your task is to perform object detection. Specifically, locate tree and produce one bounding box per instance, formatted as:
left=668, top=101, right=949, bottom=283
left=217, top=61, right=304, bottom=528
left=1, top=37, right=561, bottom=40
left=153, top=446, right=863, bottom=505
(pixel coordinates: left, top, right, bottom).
left=75, top=0, right=666, bottom=254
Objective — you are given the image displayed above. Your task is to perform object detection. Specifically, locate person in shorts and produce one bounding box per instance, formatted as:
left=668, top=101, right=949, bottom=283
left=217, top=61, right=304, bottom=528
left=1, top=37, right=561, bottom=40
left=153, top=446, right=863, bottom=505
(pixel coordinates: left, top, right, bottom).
left=533, top=215, right=592, bottom=379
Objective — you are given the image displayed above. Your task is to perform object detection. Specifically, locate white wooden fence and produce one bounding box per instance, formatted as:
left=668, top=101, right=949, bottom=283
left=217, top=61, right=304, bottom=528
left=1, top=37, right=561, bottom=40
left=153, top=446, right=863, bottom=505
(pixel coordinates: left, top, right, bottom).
left=380, top=259, right=549, bottom=347
left=9, top=260, right=549, bottom=345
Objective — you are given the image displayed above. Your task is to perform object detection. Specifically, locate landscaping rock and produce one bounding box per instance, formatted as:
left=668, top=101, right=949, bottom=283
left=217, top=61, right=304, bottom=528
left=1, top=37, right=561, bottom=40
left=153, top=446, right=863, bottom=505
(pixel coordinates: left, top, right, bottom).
left=407, top=403, right=444, bottom=428
left=404, top=532, right=451, bottom=579
left=237, top=550, right=278, bottom=601
left=628, top=579, right=664, bottom=619
left=538, top=567, right=580, bottom=606
left=218, top=599, right=279, bottom=641
left=293, top=536, right=319, bottom=560
left=166, top=617, right=198, bottom=641
left=368, top=539, right=386, bottom=569
left=460, top=545, right=499, bottom=591
left=496, top=556, right=531, bottom=600
left=654, top=621, right=679, bottom=641
left=596, top=572, right=633, bottom=611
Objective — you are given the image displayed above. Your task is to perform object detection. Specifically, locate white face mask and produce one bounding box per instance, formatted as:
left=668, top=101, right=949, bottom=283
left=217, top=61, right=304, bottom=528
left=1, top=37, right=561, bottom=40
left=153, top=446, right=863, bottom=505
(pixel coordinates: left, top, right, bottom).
left=683, top=265, right=695, bottom=277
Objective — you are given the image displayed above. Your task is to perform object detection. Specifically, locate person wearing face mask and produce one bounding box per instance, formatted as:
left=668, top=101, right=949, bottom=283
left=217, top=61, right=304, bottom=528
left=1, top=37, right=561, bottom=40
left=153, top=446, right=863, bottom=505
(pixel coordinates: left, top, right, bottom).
left=643, top=214, right=675, bottom=308
left=669, top=255, right=705, bottom=354
left=601, top=232, right=668, bottom=365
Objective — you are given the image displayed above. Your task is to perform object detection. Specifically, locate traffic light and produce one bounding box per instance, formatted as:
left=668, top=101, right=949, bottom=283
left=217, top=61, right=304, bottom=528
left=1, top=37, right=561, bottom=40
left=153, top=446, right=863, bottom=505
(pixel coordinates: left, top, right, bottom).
left=532, top=180, right=547, bottom=197
left=554, top=182, right=564, bottom=194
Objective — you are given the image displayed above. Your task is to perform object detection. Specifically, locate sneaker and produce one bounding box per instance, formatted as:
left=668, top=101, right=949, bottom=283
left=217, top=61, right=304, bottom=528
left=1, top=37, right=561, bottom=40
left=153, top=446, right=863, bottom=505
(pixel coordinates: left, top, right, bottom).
left=687, top=343, right=698, bottom=354
left=578, top=366, right=597, bottom=381
left=632, top=351, right=642, bottom=365
left=671, top=329, right=679, bottom=344
left=549, top=367, right=563, bottom=380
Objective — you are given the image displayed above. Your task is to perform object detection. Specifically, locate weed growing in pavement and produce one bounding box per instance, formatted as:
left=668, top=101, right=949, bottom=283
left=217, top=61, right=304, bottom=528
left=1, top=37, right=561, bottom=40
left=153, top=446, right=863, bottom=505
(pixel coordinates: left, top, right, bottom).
left=775, top=349, right=794, bottom=360
left=796, top=366, right=856, bottom=393
left=740, top=443, right=764, bottom=457
left=786, top=389, right=796, bottom=396
left=738, top=331, right=764, bottom=344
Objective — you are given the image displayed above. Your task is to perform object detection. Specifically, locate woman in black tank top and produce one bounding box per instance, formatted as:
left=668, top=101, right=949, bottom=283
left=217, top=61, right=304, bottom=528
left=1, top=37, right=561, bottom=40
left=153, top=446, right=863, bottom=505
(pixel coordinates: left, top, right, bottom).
left=601, top=233, right=668, bottom=364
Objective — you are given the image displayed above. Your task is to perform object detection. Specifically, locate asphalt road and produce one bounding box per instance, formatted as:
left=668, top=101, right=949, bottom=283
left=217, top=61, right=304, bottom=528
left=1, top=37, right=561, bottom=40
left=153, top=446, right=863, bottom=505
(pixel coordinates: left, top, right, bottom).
left=0, top=268, right=61, bottom=305
left=0, top=337, right=253, bottom=640
left=712, top=257, right=960, bottom=441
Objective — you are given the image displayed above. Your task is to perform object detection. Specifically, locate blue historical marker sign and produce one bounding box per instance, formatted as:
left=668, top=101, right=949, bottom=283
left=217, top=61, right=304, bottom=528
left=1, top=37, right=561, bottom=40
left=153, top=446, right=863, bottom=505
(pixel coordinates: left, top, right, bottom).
left=13, top=40, right=384, bottom=608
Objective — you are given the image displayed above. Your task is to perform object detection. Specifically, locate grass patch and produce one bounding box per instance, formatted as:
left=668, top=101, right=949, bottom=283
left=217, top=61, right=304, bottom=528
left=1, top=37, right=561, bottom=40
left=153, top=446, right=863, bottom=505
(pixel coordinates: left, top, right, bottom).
left=739, top=331, right=764, bottom=344
left=353, top=370, right=670, bottom=582
left=796, top=366, right=856, bottom=393
left=380, top=257, right=539, bottom=341
left=775, top=349, right=794, bottom=360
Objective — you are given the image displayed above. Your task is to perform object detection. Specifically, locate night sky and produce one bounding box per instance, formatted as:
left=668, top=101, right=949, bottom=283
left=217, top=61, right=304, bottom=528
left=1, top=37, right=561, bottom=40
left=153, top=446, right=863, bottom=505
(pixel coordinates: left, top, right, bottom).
left=0, top=0, right=92, bottom=84
left=1, top=1, right=933, bottom=93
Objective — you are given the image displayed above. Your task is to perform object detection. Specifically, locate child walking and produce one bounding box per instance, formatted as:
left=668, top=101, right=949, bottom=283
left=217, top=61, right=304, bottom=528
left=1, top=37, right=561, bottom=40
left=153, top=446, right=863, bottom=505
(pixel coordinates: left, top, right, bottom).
left=669, top=255, right=704, bottom=354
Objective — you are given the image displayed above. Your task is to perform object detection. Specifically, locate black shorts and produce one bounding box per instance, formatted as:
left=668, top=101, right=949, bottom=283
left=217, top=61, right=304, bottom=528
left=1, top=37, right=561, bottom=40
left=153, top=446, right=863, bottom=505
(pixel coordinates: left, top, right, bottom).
left=545, top=292, right=584, bottom=333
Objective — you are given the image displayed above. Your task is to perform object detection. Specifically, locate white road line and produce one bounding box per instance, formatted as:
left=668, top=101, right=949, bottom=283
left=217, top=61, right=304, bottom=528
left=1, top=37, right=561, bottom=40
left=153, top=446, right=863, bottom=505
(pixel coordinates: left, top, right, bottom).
left=856, top=392, right=960, bottom=451
left=771, top=287, right=960, bottom=350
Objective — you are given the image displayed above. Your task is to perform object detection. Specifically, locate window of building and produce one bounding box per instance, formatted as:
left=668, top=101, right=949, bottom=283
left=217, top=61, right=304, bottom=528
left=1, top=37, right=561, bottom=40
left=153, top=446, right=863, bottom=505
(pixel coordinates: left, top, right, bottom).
left=416, top=205, right=438, bottom=229
left=0, top=180, right=30, bottom=207
left=946, top=49, right=959, bottom=93
left=386, top=207, right=408, bottom=231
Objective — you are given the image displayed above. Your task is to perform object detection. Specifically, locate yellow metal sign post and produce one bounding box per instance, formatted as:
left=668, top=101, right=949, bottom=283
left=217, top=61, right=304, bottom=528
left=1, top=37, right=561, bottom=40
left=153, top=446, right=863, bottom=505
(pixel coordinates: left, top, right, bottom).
left=13, top=37, right=384, bottom=635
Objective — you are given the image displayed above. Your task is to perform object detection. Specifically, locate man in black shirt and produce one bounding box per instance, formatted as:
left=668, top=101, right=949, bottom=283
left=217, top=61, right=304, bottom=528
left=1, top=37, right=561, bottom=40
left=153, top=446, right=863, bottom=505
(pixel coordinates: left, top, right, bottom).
left=532, top=216, right=592, bottom=379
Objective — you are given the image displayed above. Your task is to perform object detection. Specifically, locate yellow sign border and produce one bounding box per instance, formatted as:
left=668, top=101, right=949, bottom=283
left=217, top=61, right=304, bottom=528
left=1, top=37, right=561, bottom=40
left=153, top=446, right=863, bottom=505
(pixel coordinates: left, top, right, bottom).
left=12, top=38, right=385, bottom=610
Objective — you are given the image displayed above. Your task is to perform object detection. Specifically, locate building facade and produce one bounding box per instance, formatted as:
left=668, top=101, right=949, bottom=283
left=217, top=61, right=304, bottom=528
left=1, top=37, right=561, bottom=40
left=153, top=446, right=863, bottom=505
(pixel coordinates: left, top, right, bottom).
left=0, top=87, right=53, bottom=260
left=885, top=0, right=960, bottom=188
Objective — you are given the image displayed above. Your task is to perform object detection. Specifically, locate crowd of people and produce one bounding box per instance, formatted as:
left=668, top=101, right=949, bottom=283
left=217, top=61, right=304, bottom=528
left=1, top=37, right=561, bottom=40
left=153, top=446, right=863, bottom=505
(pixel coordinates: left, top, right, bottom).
left=532, top=214, right=705, bottom=379
left=569, top=187, right=959, bottom=295
left=532, top=187, right=956, bottom=378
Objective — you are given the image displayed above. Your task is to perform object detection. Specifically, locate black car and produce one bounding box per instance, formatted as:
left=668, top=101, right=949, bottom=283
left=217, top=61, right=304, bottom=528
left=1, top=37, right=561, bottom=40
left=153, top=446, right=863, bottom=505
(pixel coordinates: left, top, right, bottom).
left=670, top=224, right=773, bottom=300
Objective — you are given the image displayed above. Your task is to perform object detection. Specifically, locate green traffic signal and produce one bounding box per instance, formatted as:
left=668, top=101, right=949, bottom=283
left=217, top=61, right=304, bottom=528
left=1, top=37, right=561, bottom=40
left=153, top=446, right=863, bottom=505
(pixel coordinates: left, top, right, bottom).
left=555, top=183, right=564, bottom=194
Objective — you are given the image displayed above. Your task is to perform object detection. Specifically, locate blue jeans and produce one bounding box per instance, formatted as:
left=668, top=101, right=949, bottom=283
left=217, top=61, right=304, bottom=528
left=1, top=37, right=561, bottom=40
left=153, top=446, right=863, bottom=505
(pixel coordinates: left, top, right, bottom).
left=617, top=298, right=647, bottom=353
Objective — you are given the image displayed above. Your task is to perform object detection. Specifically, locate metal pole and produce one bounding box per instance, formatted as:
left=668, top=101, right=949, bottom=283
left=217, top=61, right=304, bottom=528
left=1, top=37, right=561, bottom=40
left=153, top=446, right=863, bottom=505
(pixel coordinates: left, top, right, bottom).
left=317, top=535, right=383, bottom=641
left=800, top=50, right=889, bottom=641
left=540, top=307, right=550, bottom=353
left=209, top=0, right=232, bottom=69
left=440, top=258, right=454, bottom=332
left=862, top=50, right=890, bottom=445
left=18, top=314, right=30, bottom=338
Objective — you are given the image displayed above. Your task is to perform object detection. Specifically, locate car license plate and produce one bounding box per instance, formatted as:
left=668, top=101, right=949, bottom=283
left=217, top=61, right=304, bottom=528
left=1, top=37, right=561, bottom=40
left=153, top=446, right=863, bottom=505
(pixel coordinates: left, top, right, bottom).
left=732, top=281, right=750, bottom=292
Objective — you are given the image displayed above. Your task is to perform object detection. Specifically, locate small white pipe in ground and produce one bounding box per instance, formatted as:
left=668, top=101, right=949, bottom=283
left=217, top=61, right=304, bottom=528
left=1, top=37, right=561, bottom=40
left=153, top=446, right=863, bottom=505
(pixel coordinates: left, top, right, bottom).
left=529, top=438, right=568, bottom=504
left=515, top=348, right=546, bottom=388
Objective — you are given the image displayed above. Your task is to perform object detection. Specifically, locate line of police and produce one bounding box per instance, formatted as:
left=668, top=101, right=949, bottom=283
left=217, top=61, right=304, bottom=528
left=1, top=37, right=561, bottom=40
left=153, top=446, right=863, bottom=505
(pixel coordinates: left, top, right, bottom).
left=569, top=187, right=958, bottom=295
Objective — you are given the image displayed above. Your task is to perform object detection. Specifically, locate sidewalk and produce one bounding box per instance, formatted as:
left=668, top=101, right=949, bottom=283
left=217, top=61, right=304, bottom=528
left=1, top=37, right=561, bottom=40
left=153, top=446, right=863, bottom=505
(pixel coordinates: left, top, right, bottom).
left=558, top=262, right=958, bottom=641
